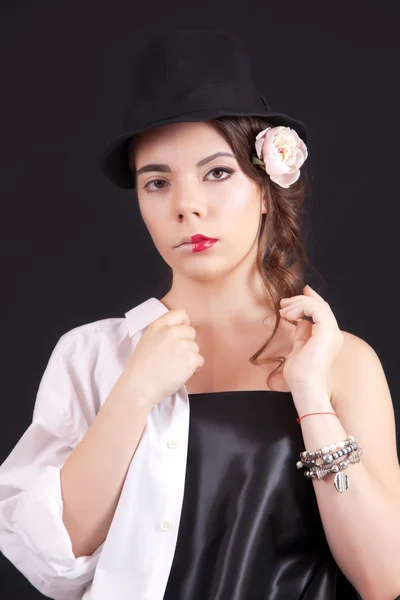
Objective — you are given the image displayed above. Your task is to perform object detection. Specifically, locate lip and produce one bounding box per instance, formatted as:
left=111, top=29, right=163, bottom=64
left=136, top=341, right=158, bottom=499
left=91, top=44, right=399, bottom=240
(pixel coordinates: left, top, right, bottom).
left=191, top=234, right=216, bottom=243
left=178, top=239, right=218, bottom=253
left=176, top=234, right=218, bottom=247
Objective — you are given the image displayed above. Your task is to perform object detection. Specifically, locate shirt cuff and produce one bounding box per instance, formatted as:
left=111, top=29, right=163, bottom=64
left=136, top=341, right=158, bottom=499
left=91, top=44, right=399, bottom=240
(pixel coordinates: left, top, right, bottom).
left=7, top=463, right=103, bottom=591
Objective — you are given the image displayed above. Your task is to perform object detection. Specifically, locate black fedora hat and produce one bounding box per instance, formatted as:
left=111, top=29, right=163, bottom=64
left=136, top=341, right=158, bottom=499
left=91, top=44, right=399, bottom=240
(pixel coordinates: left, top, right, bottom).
left=99, top=29, right=308, bottom=190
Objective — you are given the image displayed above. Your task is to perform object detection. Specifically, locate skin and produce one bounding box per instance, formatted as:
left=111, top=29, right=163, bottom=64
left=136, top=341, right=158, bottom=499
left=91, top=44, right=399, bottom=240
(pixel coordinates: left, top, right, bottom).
left=133, top=120, right=280, bottom=340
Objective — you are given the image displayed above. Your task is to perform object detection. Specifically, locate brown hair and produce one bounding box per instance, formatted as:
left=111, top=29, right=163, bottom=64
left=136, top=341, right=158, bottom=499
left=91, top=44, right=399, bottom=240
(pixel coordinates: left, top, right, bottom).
left=129, top=116, right=317, bottom=391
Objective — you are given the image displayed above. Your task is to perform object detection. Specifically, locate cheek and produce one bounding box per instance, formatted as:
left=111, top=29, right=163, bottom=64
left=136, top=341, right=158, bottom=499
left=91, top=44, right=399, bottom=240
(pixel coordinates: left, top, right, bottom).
left=220, top=185, right=262, bottom=252
left=138, top=199, right=159, bottom=228
left=137, top=203, right=161, bottom=241
left=221, top=183, right=261, bottom=225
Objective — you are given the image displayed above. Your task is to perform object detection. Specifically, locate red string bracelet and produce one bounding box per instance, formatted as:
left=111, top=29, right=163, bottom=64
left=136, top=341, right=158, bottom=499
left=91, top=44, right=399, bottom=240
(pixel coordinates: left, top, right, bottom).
left=296, top=411, right=338, bottom=424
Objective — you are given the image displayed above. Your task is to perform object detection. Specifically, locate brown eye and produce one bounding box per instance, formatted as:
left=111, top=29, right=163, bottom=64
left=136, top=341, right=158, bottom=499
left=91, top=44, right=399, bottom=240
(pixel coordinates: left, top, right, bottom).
left=205, top=167, right=234, bottom=181
left=144, top=179, right=167, bottom=191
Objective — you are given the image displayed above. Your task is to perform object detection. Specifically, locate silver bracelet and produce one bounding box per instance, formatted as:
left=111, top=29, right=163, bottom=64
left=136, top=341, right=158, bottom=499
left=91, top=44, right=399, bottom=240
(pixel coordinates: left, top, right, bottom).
left=296, top=435, right=363, bottom=493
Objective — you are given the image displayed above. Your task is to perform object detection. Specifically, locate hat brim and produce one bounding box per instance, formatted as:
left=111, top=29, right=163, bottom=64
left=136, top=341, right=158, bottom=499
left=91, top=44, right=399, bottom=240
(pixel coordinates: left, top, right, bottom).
left=99, top=109, right=308, bottom=190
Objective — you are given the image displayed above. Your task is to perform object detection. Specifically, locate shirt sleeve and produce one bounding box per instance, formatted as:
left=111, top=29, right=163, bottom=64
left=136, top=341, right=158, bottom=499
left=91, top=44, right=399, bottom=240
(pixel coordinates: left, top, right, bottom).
left=0, top=329, right=105, bottom=599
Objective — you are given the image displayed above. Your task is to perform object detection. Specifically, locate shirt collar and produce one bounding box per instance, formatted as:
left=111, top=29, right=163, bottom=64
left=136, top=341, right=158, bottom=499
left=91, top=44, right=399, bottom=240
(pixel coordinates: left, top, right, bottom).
left=124, top=297, right=170, bottom=338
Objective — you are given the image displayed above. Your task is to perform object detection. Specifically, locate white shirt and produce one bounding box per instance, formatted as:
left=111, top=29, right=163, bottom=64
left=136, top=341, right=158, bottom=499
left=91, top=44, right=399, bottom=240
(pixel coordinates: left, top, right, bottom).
left=0, top=297, right=191, bottom=600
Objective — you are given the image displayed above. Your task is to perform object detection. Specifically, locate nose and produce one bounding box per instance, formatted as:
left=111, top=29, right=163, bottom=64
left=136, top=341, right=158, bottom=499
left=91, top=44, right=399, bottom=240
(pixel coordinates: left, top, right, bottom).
left=172, top=179, right=206, bottom=220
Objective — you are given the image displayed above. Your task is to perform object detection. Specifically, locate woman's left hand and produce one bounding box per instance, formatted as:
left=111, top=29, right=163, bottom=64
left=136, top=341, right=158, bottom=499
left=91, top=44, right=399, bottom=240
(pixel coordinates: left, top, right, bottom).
left=279, top=285, right=344, bottom=393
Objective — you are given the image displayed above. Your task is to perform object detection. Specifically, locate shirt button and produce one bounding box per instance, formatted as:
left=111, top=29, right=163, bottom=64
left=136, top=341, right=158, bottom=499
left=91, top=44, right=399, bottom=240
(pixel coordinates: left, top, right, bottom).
left=160, top=520, right=171, bottom=531
left=167, top=439, right=177, bottom=449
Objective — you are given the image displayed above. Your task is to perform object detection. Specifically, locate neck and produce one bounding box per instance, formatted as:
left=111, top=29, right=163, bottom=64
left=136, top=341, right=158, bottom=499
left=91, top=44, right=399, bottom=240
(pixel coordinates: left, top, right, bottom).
left=159, top=265, right=275, bottom=335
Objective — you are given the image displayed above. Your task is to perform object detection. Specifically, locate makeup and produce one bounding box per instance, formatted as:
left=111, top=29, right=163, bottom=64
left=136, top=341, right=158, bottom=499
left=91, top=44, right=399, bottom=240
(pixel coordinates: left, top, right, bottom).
left=177, top=239, right=218, bottom=253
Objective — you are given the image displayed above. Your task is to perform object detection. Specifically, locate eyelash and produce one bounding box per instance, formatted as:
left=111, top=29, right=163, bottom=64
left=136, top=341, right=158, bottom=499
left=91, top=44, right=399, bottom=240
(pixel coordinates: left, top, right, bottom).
left=142, top=167, right=235, bottom=192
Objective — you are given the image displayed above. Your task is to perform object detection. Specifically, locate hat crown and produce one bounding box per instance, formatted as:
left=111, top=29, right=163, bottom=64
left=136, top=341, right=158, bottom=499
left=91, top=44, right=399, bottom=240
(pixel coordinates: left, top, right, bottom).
left=122, top=29, right=266, bottom=131
left=129, top=29, right=255, bottom=107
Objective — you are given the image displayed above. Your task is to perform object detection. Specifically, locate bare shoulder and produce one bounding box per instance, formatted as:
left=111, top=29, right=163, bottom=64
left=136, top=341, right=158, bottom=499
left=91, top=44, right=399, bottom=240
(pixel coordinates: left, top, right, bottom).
left=334, top=329, right=363, bottom=366
left=330, top=328, right=387, bottom=410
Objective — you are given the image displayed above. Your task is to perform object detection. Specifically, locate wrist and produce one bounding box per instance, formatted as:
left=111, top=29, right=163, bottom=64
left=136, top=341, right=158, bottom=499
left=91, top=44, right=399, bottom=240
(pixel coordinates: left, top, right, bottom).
left=290, top=385, right=332, bottom=416
left=115, top=369, right=156, bottom=410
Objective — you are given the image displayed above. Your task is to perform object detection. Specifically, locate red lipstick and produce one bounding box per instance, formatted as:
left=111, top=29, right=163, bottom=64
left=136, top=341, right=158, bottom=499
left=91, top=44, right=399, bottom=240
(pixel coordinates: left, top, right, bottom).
left=190, top=234, right=218, bottom=253
left=190, top=234, right=216, bottom=243
left=177, top=234, right=218, bottom=253
left=191, top=238, right=218, bottom=253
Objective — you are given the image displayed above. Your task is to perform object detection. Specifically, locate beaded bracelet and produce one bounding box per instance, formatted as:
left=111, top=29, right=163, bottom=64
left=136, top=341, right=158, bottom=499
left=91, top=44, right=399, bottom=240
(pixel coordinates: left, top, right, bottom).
left=296, top=435, right=363, bottom=493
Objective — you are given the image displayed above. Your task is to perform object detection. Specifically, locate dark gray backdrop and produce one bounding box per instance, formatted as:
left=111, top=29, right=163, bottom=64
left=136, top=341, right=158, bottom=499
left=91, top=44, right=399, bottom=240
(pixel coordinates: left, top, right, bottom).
left=1, top=2, right=399, bottom=598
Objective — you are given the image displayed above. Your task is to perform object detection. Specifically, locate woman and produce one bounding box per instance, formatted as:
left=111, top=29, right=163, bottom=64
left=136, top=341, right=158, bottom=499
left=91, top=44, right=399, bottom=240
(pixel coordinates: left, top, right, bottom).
left=1, top=29, right=400, bottom=600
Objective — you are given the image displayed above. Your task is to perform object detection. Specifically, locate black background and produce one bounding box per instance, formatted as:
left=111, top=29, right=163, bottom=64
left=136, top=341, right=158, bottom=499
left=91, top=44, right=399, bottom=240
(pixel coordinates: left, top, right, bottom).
left=1, top=1, right=399, bottom=598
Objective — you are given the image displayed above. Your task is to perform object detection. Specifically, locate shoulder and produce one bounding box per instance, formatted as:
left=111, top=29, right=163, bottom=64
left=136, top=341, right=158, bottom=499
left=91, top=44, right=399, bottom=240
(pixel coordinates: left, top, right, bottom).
left=60, top=315, right=129, bottom=341
left=333, top=329, right=367, bottom=367
left=34, top=315, right=134, bottom=439
left=41, top=315, right=133, bottom=397
left=331, top=329, right=380, bottom=408
left=55, top=315, right=131, bottom=356
left=332, top=329, right=379, bottom=383
left=330, top=327, right=394, bottom=438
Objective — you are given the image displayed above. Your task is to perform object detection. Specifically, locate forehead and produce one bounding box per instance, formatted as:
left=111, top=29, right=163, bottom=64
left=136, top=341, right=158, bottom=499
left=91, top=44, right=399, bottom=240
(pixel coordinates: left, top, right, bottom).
left=133, top=121, right=229, bottom=160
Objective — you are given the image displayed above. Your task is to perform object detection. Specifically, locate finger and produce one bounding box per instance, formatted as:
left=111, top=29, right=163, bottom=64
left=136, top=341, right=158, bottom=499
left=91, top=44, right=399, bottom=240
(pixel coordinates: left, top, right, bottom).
left=279, top=298, right=317, bottom=314
left=304, top=284, right=325, bottom=301
left=279, top=301, right=306, bottom=324
left=280, top=295, right=305, bottom=304
left=280, top=297, right=296, bottom=305
left=279, top=299, right=326, bottom=326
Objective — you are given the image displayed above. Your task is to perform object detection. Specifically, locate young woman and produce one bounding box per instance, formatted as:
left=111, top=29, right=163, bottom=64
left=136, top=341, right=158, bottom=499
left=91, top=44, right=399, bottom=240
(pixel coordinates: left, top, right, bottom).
left=1, top=29, right=400, bottom=600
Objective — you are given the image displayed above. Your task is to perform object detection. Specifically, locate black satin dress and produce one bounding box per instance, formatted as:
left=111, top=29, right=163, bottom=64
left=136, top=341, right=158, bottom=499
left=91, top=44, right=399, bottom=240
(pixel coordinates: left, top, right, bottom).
left=163, top=390, right=359, bottom=600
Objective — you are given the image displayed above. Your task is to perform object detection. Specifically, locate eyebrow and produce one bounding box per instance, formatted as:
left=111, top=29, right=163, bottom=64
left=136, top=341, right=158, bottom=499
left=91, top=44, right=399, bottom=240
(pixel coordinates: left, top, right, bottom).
left=135, top=152, right=235, bottom=177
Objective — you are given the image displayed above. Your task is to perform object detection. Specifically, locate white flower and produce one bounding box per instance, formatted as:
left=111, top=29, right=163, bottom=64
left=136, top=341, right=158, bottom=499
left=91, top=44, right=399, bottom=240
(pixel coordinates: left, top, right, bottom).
left=254, top=126, right=308, bottom=188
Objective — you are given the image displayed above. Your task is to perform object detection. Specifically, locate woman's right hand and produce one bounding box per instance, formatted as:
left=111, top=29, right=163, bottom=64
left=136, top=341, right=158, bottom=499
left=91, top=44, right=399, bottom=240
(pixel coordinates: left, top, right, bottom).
left=124, top=308, right=205, bottom=407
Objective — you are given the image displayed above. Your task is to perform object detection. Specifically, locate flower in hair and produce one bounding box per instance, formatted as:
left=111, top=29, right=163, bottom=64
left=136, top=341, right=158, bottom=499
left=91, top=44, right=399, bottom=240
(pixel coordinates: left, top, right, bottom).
left=251, top=126, right=308, bottom=188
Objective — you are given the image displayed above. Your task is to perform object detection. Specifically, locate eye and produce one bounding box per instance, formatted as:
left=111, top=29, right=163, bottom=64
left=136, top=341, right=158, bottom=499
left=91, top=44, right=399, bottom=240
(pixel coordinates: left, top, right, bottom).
left=205, top=166, right=234, bottom=181
left=143, top=179, right=167, bottom=192
left=142, top=166, right=234, bottom=193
